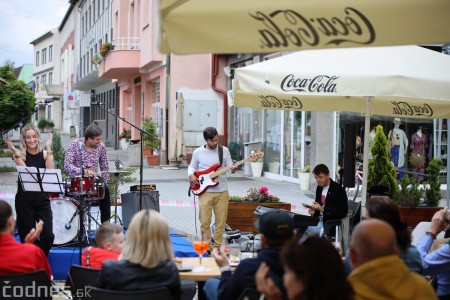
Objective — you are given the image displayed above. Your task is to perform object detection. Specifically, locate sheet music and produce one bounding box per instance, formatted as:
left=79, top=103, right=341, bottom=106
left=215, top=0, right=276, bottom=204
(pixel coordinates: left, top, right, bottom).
left=16, top=166, right=65, bottom=193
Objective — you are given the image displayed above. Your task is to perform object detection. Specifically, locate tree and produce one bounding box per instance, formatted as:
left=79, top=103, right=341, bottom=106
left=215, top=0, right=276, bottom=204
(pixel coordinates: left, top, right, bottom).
left=0, top=65, right=35, bottom=138
left=52, top=131, right=66, bottom=177
left=367, top=125, right=398, bottom=195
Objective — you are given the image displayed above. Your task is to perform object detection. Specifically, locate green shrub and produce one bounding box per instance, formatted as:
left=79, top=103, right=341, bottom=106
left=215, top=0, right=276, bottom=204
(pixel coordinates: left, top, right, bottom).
left=394, top=175, right=422, bottom=207
left=425, top=158, right=443, bottom=207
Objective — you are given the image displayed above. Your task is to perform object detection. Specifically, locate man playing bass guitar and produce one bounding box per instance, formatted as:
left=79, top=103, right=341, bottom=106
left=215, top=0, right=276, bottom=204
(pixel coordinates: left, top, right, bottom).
left=188, top=127, right=237, bottom=251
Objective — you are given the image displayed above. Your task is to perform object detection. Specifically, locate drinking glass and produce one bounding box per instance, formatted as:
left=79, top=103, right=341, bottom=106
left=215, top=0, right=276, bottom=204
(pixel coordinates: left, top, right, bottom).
left=229, top=243, right=241, bottom=265
left=192, top=234, right=210, bottom=272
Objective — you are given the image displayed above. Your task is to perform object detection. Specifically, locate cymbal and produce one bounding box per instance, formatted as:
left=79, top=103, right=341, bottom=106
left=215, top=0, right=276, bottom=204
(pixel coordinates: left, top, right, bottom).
left=100, top=170, right=131, bottom=174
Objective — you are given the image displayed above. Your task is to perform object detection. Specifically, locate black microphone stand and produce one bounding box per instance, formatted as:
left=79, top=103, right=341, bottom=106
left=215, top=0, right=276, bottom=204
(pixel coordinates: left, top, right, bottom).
left=1, top=106, right=39, bottom=137
left=93, top=101, right=153, bottom=210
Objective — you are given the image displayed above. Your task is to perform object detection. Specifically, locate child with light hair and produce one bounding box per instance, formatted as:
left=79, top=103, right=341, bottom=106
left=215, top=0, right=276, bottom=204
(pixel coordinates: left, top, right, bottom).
left=81, top=222, right=124, bottom=268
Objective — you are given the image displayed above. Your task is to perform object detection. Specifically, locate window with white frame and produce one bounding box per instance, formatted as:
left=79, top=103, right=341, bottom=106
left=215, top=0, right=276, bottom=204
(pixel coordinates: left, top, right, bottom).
left=42, top=48, right=47, bottom=64
left=36, top=51, right=40, bottom=66
left=41, top=74, right=46, bottom=87
left=49, top=45, right=53, bottom=62
left=48, top=72, right=52, bottom=84
left=152, top=81, right=160, bottom=103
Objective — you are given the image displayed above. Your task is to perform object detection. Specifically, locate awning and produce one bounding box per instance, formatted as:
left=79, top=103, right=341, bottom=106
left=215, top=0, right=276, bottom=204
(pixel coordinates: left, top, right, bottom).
left=158, top=0, right=450, bottom=54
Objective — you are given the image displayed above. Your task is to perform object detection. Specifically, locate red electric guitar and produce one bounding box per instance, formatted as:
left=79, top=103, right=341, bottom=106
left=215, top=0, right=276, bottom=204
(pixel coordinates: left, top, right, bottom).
left=190, top=151, right=264, bottom=196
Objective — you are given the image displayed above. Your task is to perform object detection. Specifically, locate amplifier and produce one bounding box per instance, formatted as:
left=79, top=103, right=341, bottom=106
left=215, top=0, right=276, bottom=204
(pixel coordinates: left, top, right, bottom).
left=130, top=184, right=156, bottom=191
left=121, top=191, right=160, bottom=229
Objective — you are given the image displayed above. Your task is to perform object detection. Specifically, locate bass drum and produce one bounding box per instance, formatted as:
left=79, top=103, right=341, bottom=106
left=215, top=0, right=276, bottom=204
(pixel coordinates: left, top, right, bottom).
left=50, top=198, right=79, bottom=245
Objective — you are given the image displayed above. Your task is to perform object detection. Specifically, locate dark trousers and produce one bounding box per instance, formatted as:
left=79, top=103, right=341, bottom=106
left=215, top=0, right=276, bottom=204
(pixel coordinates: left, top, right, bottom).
left=15, top=192, right=55, bottom=256
left=99, top=184, right=111, bottom=223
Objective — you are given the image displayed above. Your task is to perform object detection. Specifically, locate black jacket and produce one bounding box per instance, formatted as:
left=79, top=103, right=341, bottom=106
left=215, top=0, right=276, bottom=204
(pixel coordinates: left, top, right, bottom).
left=96, top=259, right=181, bottom=300
left=218, top=247, right=287, bottom=300
left=314, top=179, right=348, bottom=224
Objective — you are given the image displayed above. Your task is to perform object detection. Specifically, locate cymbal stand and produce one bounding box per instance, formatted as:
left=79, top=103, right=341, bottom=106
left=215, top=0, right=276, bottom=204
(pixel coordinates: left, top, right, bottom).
left=110, top=172, right=123, bottom=226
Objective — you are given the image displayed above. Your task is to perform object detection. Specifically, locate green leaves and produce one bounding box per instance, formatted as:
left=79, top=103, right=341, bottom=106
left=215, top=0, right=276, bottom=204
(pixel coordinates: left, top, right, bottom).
left=0, top=66, right=35, bottom=132
left=367, top=125, right=398, bottom=195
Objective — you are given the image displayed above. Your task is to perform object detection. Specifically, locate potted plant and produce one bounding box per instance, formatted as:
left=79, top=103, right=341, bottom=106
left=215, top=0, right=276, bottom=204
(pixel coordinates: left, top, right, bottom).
left=424, top=158, right=444, bottom=207
left=267, top=157, right=280, bottom=173
left=250, top=151, right=264, bottom=177
left=227, top=186, right=291, bottom=232
left=142, top=117, right=160, bottom=166
left=367, top=125, right=398, bottom=195
left=118, top=128, right=131, bottom=150
left=37, top=119, right=54, bottom=133
left=298, top=165, right=311, bottom=191
left=99, top=42, right=113, bottom=57
left=393, top=174, right=441, bottom=230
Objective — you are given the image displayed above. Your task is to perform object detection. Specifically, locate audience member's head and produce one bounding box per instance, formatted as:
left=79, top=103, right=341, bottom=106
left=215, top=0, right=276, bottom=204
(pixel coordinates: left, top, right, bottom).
left=256, top=210, right=294, bottom=247
left=121, top=210, right=173, bottom=268
left=0, top=200, right=13, bottom=235
left=95, top=222, right=124, bottom=253
left=349, top=219, right=399, bottom=269
left=366, top=195, right=411, bottom=249
left=280, top=235, right=354, bottom=300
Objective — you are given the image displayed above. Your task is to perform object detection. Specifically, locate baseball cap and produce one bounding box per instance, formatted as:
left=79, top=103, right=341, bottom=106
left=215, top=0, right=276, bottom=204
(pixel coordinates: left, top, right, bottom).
left=255, top=210, right=294, bottom=240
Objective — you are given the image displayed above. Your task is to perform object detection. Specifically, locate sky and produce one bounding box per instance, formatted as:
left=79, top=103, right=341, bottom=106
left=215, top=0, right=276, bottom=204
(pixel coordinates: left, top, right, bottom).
left=0, top=0, right=70, bottom=67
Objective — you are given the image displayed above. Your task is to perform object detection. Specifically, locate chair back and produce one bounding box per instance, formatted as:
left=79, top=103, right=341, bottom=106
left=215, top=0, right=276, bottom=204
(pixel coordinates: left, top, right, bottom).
left=348, top=200, right=361, bottom=232
left=66, top=265, right=100, bottom=299
left=0, top=269, right=52, bottom=300
left=85, top=286, right=174, bottom=300
left=237, top=287, right=261, bottom=300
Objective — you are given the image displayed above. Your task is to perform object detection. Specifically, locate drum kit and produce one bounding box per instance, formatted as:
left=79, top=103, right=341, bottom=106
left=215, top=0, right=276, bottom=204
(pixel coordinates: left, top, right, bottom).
left=49, top=170, right=128, bottom=246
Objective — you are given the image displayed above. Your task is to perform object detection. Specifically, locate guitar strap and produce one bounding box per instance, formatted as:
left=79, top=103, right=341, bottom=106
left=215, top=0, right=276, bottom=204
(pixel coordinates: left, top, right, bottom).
left=218, top=145, right=223, bottom=166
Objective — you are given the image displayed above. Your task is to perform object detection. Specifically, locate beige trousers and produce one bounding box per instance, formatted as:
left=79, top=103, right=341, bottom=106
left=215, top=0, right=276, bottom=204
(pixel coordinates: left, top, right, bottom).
left=199, top=191, right=229, bottom=249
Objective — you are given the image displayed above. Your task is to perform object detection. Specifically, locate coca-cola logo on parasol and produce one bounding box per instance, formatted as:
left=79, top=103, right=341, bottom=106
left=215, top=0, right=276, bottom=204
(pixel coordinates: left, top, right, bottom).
left=391, top=101, right=434, bottom=117
left=259, top=95, right=303, bottom=109
left=250, top=8, right=375, bottom=50
left=281, top=75, right=338, bottom=93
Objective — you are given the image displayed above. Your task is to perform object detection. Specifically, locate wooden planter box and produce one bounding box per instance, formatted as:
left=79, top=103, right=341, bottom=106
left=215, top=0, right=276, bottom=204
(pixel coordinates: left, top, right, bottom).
left=146, top=155, right=159, bottom=166
left=227, top=202, right=291, bottom=233
left=399, top=207, right=442, bottom=230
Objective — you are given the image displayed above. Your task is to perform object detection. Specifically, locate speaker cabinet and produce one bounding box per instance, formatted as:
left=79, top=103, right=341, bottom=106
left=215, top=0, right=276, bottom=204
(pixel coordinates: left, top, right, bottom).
left=343, top=124, right=356, bottom=188
left=121, top=191, right=160, bottom=229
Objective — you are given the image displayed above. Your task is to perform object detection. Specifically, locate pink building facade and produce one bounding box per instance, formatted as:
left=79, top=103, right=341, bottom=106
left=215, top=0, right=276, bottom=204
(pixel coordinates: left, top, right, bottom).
left=98, top=0, right=228, bottom=164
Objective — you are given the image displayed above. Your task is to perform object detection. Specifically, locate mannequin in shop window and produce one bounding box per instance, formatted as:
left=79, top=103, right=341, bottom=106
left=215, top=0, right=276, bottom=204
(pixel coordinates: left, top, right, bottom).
left=368, top=126, right=377, bottom=160
left=410, top=126, right=427, bottom=180
left=388, top=118, right=409, bottom=179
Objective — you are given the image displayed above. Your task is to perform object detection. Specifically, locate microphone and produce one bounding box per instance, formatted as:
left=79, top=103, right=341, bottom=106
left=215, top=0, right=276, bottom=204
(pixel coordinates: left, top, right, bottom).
left=115, top=156, right=123, bottom=170
left=65, top=223, right=71, bottom=229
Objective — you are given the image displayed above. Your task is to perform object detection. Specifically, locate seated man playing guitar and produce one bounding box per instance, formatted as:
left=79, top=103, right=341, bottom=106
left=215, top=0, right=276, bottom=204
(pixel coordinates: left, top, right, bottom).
left=188, top=127, right=237, bottom=251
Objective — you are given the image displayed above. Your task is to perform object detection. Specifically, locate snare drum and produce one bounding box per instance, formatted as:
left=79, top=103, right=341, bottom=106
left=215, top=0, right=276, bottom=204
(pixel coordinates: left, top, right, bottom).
left=50, top=198, right=79, bottom=245
left=66, top=175, right=105, bottom=201
left=66, top=175, right=96, bottom=196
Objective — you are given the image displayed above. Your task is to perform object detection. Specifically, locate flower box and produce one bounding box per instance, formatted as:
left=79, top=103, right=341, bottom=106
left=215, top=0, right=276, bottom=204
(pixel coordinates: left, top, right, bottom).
left=227, top=202, right=291, bottom=233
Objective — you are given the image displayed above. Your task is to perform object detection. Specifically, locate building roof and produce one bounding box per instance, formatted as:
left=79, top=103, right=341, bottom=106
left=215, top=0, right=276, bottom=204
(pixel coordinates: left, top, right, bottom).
left=17, top=64, right=34, bottom=84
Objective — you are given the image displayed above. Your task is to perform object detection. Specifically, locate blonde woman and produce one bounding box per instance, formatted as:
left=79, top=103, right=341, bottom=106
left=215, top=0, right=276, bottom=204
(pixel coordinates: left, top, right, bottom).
left=97, top=210, right=182, bottom=299
left=6, top=124, right=54, bottom=255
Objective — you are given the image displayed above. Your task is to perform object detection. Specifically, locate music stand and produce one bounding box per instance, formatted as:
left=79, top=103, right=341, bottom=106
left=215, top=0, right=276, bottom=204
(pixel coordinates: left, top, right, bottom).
left=16, top=166, right=65, bottom=194
left=17, top=166, right=93, bottom=262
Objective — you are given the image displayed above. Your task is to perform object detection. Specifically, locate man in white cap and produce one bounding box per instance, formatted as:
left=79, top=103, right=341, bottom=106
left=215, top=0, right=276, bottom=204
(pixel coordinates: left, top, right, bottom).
left=388, top=117, right=408, bottom=179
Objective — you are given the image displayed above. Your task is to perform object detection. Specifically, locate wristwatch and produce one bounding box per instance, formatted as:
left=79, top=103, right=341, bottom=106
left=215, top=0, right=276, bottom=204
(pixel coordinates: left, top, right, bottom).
left=426, top=231, right=437, bottom=240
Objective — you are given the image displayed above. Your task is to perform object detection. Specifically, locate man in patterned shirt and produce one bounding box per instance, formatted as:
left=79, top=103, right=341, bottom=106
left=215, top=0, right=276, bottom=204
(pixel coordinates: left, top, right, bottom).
left=64, top=124, right=111, bottom=223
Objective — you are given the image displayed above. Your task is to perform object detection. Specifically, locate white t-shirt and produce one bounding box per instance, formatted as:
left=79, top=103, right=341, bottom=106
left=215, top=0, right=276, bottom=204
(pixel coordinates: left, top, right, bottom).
left=188, top=145, right=234, bottom=193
